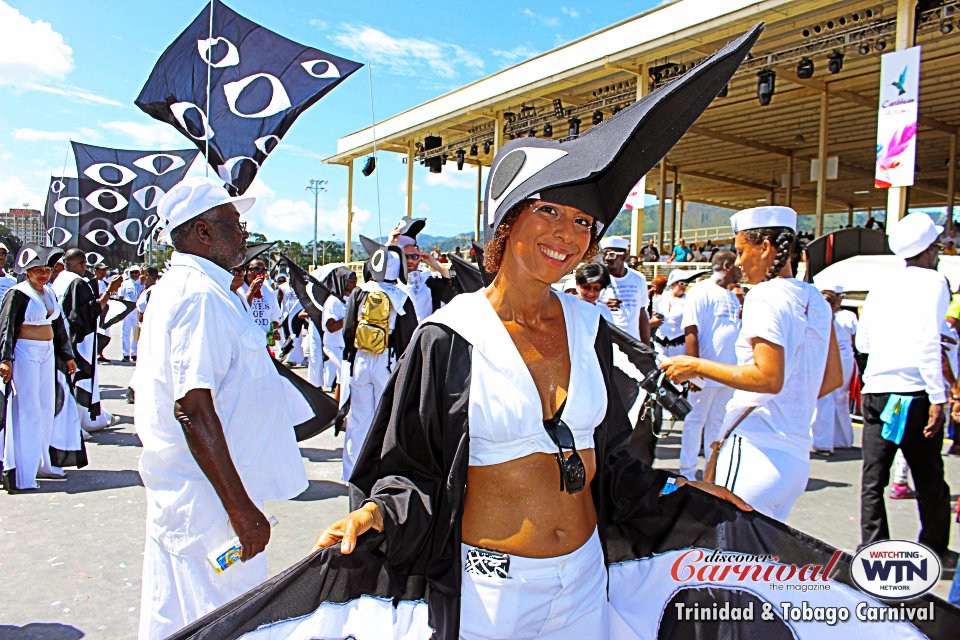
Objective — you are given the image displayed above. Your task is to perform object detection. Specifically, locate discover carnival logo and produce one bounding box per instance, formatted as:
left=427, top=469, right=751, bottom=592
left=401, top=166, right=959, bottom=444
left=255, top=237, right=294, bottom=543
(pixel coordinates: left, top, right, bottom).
left=850, top=540, right=941, bottom=600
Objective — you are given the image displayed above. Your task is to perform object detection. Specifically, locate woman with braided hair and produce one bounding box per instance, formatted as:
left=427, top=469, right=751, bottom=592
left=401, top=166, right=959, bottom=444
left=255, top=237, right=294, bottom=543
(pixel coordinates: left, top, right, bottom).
left=661, top=206, right=843, bottom=521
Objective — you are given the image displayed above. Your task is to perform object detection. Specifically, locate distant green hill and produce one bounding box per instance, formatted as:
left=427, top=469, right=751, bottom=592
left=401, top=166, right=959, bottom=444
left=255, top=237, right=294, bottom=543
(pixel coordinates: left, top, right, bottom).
left=607, top=202, right=737, bottom=240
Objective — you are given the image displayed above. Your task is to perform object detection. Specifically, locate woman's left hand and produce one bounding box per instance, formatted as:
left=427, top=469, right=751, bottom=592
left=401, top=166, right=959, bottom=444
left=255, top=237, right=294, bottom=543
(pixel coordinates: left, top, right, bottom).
left=677, top=477, right=753, bottom=512
left=65, top=359, right=77, bottom=375
left=659, top=355, right=700, bottom=384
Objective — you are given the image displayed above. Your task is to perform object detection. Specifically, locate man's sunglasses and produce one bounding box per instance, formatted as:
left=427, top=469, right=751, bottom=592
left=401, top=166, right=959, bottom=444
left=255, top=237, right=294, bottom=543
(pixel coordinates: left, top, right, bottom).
left=542, top=416, right=586, bottom=494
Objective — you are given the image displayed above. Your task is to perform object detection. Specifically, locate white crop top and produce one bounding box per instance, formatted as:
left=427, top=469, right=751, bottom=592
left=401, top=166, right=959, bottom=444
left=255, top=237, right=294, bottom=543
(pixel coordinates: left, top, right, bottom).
left=428, top=290, right=608, bottom=466
left=14, top=281, right=61, bottom=326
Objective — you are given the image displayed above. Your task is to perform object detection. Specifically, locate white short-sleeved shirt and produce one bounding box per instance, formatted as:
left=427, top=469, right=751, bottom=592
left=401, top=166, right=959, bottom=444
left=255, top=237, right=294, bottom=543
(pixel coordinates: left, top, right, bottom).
left=598, top=268, right=648, bottom=340
left=135, top=287, right=152, bottom=315
left=240, top=281, right=281, bottom=334
left=682, top=280, right=741, bottom=387
left=118, top=278, right=143, bottom=303
left=0, top=273, right=17, bottom=302
left=724, top=278, right=833, bottom=459
left=834, top=309, right=858, bottom=375
left=322, top=295, right=347, bottom=351
left=133, top=252, right=308, bottom=555
left=399, top=268, right=435, bottom=323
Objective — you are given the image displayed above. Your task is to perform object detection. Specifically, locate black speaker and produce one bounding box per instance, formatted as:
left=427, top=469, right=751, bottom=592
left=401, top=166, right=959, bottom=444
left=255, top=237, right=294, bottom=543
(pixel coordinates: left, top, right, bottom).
left=361, top=156, right=376, bottom=177
left=424, top=135, right=442, bottom=173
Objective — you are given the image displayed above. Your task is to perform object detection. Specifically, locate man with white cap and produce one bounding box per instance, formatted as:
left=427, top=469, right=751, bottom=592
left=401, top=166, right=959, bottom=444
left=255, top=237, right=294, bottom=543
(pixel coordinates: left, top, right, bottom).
left=388, top=218, right=455, bottom=323
left=678, top=250, right=741, bottom=481
left=661, top=206, right=841, bottom=520
left=856, top=212, right=952, bottom=562
left=133, top=176, right=308, bottom=639
left=598, top=236, right=650, bottom=343
left=0, top=242, right=16, bottom=301
left=118, top=265, right=144, bottom=362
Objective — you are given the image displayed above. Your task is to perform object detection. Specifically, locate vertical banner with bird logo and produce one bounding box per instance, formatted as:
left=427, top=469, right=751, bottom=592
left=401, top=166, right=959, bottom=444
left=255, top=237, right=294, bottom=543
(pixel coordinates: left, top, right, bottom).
left=874, top=46, right=920, bottom=189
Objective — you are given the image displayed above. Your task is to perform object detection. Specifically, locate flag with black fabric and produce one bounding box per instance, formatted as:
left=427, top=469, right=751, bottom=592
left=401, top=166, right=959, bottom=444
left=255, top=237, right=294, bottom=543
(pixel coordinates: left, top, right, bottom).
left=43, top=176, right=83, bottom=252
left=100, top=299, right=137, bottom=329
left=71, top=142, right=199, bottom=266
left=168, top=488, right=959, bottom=640
left=135, top=0, right=362, bottom=195
left=282, top=255, right=331, bottom=331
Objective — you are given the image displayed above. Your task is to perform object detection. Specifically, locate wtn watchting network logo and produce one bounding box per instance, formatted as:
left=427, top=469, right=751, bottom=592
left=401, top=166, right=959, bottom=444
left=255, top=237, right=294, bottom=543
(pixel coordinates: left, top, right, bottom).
left=850, top=540, right=941, bottom=600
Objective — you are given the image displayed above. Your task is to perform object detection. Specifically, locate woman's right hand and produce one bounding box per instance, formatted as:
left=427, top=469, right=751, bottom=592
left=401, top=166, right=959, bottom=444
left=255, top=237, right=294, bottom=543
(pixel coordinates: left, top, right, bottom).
left=312, top=502, right=384, bottom=555
left=0, top=361, right=11, bottom=384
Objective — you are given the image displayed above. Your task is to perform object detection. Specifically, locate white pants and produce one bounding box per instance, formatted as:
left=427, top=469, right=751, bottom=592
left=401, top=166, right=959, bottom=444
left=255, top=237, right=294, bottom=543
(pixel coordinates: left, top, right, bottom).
left=122, top=312, right=138, bottom=357
left=679, top=385, right=734, bottom=481
left=323, top=345, right=343, bottom=389
left=715, top=434, right=809, bottom=522
left=342, top=351, right=391, bottom=482
left=1, top=339, right=55, bottom=489
left=286, top=335, right=305, bottom=366
left=810, top=365, right=854, bottom=452
left=459, top=529, right=608, bottom=640
left=138, top=534, right=267, bottom=640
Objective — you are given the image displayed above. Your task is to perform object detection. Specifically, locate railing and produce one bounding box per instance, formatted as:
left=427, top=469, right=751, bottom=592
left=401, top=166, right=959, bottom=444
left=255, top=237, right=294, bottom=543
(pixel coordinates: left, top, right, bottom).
left=640, top=226, right=733, bottom=246
left=638, top=262, right=713, bottom=282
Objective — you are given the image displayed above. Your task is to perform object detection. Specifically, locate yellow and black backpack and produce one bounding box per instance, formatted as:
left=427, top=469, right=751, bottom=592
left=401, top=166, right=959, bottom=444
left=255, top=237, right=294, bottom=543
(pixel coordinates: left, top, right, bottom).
left=353, top=290, right=391, bottom=355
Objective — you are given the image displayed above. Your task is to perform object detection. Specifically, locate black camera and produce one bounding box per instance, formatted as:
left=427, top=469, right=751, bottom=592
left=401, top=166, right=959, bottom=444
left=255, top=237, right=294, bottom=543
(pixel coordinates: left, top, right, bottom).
left=639, top=368, right=692, bottom=419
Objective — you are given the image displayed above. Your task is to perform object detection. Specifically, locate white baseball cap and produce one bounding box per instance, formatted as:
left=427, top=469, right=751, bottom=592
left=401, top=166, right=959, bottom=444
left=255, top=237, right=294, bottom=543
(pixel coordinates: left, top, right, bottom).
left=156, top=176, right=255, bottom=244
left=888, top=212, right=942, bottom=259
left=730, top=206, right=797, bottom=233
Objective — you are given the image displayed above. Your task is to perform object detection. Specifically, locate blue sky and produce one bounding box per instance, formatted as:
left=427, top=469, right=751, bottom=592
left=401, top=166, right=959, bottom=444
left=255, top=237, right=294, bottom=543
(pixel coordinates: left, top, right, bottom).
left=0, top=0, right=660, bottom=243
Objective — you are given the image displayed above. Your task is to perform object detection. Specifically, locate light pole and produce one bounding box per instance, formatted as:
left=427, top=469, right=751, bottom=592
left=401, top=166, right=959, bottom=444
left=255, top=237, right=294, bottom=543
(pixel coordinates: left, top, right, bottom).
left=305, top=179, right=327, bottom=268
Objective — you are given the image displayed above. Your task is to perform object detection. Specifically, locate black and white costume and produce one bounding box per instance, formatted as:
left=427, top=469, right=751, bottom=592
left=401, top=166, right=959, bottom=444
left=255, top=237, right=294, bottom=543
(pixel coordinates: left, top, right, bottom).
left=0, top=245, right=85, bottom=491
left=394, top=219, right=456, bottom=323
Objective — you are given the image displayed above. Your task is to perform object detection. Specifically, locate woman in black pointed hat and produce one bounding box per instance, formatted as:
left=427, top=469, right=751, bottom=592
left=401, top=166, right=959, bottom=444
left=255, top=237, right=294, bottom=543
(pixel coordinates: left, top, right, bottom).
left=311, top=27, right=761, bottom=639
left=0, top=243, right=78, bottom=492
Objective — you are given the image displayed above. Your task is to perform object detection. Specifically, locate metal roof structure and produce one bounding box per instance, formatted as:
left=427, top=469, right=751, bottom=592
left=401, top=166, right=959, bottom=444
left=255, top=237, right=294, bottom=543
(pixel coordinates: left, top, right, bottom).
left=324, top=0, right=959, bottom=259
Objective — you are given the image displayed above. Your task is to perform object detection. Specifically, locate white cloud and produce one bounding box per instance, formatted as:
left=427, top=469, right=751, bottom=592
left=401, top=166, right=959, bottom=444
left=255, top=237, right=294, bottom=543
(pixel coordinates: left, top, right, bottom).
left=0, top=175, right=44, bottom=210
left=520, top=8, right=559, bottom=28
left=242, top=180, right=371, bottom=242
left=560, top=6, right=580, bottom=19
left=399, top=180, right=420, bottom=196
left=99, top=120, right=187, bottom=149
left=492, top=44, right=541, bottom=64
left=27, top=82, right=122, bottom=107
left=0, top=2, right=72, bottom=85
left=12, top=127, right=100, bottom=142
left=330, top=24, right=483, bottom=80
left=424, top=170, right=477, bottom=190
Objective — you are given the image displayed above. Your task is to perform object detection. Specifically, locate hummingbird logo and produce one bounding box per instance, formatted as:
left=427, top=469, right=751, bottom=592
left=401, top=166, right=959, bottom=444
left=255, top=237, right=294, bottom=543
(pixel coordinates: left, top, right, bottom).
left=891, top=67, right=908, bottom=96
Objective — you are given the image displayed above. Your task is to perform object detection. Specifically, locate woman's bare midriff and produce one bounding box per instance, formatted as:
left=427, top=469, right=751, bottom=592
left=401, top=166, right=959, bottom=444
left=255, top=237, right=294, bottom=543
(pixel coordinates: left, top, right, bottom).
left=17, top=325, right=54, bottom=341
left=461, top=449, right=598, bottom=558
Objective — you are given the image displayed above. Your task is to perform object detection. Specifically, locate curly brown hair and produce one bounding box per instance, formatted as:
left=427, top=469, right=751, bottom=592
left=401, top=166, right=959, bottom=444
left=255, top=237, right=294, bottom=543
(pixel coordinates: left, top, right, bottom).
left=483, top=201, right=600, bottom=274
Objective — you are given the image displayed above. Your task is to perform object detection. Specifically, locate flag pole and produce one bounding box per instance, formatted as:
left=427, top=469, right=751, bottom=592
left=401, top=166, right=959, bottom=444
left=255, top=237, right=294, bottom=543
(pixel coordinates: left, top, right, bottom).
left=367, top=64, right=382, bottom=238
left=204, top=0, right=214, bottom=178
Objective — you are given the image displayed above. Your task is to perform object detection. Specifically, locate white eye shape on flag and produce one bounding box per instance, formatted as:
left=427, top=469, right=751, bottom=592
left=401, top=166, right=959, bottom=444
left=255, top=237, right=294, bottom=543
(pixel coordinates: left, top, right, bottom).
left=50, top=180, right=66, bottom=194
left=217, top=156, right=260, bottom=184
left=197, top=37, right=240, bottom=68
left=86, top=189, right=129, bottom=214
left=133, top=153, right=187, bottom=176
left=114, top=219, right=144, bottom=245
left=171, top=102, right=214, bottom=140
left=133, top=185, right=166, bottom=210
left=84, top=163, right=137, bottom=187
left=53, top=196, right=81, bottom=217
left=223, top=73, right=291, bottom=118
left=47, top=228, right=73, bottom=246
left=144, top=214, right=159, bottom=229
left=85, top=252, right=104, bottom=266
left=254, top=135, right=280, bottom=155
left=85, top=229, right=117, bottom=247
left=301, top=59, right=340, bottom=79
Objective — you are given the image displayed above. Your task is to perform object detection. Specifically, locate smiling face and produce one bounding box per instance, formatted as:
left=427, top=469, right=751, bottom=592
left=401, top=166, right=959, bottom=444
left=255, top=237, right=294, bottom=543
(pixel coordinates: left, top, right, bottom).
left=501, top=200, right=595, bottom=284
left=577, top=281, right=604, bottom=304
left=27, top=265, right=53, bottom=289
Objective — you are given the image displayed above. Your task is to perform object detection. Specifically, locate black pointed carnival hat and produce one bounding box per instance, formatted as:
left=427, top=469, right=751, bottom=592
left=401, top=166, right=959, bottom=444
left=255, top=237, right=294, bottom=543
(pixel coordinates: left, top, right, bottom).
left=483, top=24, right=763, bottom=242
left=14, top=242, right=64, bottom=274
left=396, top=217, right=427, bottom=242
left=359, top=235, right=407, bottom=284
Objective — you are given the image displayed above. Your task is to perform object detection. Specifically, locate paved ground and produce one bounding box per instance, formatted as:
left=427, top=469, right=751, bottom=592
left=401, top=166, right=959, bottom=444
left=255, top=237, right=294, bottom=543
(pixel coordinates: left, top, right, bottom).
left=1, top=331, right=958, bottom=639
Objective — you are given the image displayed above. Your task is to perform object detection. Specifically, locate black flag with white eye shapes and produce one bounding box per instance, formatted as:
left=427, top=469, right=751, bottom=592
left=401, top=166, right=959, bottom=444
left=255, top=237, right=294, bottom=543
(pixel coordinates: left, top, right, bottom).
left=43, top=176, right=84, bottom=257
left=71, top=142, right=199, bottom=266
left=135, top=0, right=363, bottom=195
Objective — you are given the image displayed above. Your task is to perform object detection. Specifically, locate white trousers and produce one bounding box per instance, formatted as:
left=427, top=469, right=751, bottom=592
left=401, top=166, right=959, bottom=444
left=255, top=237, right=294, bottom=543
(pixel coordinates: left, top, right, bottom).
left=1, top=339, right=55, bottom=489
left=342, top=351, right=391, bottom=482
left=679, top=385, right=734, bottom=481
left=459, top=529, right=608, bottom=640
left=121, top=312, right=138, bottom=357
left=285, top=336, right=305, bottom=366
left=323, top=345, right=343, bottom=389
left=138, top=534, right=268, bottom=640
left=715, top=434, right=809, bottom=522
left=810, top=364, right=854, bottom=452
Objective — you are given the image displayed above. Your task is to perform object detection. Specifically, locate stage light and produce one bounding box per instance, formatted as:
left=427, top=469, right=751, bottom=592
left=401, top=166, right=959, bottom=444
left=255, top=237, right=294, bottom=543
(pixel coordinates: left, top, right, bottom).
left=827, top=50, right=844, bottom=74
left=456, top=149, right=465, bottom=170
left=942, top=21, right=954, bottom=35
left=552, top=99, right=564, bottom=118
left=612, top=105, right=621, bottom=115
left=796, top=57, right=814, bottom=79
left=802, top=28, right=811, bottom=37
left=756, top=69, right=776, bottom=106
left=361, top=156, right=376, bottom=177
left=483, top=140, right=492, bottom=154
left=527, top=128, right=537, bottom=137
left=568, top=117, right=581, bottom=137
left=858, top=42, right=871, bottom=55
left=592, top=110, right=603, bottom=125
left=504, top=111, right=515, bottom=122
left=441, top=154, right=448, bottom=165
left=469, top=143, right=478, bottom=156
left=543, top=123, right=553, bottom=137
left=875, top=39, right=886, bottom=52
